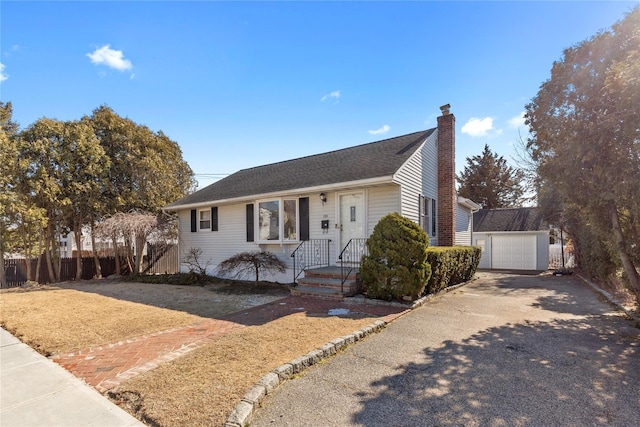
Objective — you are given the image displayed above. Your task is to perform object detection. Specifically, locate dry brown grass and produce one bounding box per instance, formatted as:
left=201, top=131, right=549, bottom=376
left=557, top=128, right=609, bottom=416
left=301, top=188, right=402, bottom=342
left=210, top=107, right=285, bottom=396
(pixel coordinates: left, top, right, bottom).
left=0, top=279, right=384, bottom=426
left=0, top=280, right=287, bottom=356
left=110, top=312, right=379, bottom=427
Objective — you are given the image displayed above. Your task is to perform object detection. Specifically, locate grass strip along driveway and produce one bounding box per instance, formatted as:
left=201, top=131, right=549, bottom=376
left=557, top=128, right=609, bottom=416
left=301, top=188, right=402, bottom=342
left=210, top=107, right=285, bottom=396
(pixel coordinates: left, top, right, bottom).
left=1, top=279, right=405, bottom=426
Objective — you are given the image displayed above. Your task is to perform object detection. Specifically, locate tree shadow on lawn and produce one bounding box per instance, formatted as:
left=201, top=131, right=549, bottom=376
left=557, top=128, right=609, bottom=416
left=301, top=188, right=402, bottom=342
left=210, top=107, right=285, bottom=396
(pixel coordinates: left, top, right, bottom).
left=5, top=277, right=291, bottom=321
left=221, top=295, right=408, bottom=327
left=11, top=277, right=405, bottom=327
left=352, top=276, right=640, bottom=427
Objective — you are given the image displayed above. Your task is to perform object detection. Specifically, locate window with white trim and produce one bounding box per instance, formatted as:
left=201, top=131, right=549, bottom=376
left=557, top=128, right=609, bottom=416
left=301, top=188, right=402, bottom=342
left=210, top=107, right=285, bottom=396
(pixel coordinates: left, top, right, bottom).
left=419, top=195, right=437, bottom=237
left=199, top=209, right=211, bottom=230
left=257, top=198, right=298, bottom=243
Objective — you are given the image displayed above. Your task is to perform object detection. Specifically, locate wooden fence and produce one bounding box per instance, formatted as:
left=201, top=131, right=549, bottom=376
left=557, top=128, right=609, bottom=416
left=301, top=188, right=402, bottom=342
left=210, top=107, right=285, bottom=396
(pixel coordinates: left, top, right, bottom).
left=2, top=245, right=179, bottom=288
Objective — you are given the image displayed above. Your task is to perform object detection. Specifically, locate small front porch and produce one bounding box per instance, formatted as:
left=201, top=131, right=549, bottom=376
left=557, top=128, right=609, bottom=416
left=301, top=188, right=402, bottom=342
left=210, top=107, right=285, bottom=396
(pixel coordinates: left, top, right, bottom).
left=290, top=266, right=361, bottom=300
left=291, top=238, right=368, bottom=300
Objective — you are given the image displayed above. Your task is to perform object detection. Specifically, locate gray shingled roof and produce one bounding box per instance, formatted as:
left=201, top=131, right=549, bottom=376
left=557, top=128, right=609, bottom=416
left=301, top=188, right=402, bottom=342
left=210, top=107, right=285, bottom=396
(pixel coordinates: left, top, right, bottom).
left=166, top=129, right=435, bottom=208
left=473, top=207, right=547, bottom=232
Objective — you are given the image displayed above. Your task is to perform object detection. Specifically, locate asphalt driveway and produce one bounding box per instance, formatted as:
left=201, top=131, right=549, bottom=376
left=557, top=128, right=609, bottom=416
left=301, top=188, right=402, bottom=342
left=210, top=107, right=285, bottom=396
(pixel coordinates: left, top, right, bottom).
left=250, top=272, right=640, bottom=427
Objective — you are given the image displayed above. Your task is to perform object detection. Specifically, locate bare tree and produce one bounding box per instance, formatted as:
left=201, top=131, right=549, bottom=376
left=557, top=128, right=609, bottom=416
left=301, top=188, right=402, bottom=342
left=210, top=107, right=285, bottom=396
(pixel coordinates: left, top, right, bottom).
left=217, top=251, right=286, bottom=285
left=182, top=247, right=213, bottom=280
left=95, top=210, right=174, bottom=275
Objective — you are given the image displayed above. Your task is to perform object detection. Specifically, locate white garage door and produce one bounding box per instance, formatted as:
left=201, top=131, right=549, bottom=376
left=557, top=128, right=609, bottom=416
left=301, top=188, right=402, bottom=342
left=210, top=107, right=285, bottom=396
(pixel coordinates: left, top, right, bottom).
left=492, top=234, right=537, bottom=270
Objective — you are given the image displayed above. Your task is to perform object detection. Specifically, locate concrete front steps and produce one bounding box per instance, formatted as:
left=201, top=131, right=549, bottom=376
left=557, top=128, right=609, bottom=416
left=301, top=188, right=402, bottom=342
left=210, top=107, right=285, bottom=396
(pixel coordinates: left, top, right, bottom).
left=290, top=266, right=361, bottom=301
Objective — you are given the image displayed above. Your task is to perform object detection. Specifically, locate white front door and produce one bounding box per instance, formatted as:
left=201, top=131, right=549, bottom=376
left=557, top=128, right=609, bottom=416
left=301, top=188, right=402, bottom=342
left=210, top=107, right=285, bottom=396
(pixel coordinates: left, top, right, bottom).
left=339, top=192, right=365, bottom=252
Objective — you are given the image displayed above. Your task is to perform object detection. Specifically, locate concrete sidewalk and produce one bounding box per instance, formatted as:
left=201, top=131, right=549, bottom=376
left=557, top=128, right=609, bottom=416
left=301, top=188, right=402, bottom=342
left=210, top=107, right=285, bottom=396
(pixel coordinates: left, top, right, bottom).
left=0, top=328, right=143, bottom=427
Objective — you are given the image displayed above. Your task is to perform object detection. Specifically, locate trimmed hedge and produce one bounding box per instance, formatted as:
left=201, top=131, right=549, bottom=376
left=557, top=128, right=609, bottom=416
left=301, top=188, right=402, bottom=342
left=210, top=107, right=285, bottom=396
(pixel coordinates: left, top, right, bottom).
left=424, top=246, right=481, bottom=294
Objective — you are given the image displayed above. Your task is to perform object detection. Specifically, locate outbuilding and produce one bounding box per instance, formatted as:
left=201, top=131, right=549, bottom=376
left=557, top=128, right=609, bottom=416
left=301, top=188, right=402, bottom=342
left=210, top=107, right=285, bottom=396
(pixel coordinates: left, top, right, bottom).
left=473, top=207, right=549, bottom=271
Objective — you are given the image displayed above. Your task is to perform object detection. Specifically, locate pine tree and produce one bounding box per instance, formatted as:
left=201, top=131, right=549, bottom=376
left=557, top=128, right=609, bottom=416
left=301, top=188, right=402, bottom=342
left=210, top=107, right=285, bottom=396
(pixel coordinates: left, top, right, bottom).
left=457, top=144, right=524, bottom=209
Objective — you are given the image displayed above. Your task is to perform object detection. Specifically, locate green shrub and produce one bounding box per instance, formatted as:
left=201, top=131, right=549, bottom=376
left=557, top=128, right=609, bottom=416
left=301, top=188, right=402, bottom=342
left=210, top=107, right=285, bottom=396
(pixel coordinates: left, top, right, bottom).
left=125, top=273, right=210, bottom=286
left=361, top=213, right=431, bottom=301
left=425, top=246, right=481, bottom=294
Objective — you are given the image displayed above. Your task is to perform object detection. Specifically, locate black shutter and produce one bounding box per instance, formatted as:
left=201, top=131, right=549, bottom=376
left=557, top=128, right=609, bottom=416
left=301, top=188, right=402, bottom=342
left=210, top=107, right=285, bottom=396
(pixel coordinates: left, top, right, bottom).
left=211, top=207, right=218, bottom=231
left=299, top=197, right=310, bottom=241
left=246, top=204, right=254, bottom=242
left=190, top=209, right=197, bottom=232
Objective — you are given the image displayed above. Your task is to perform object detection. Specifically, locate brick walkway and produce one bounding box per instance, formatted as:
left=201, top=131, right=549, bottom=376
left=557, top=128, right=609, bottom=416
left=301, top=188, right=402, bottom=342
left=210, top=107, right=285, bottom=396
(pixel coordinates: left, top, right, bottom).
left=52, top=296, right=408, bottom=393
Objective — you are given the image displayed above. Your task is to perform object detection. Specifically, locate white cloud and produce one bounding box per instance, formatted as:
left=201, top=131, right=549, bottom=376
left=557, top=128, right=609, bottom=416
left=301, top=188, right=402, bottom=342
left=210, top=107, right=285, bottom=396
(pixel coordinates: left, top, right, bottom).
left=87, top=45, right=132, bottom=71
left=4, top=45, right=21, bottom=58
left=321, top=90, right=341, bottom=102
left=368, top=124, right=390, bottom=135
left=0, top=63, right=7, bottom=82
left=461, top=117, right=494, bottom=137
left=508, top=112, right=526, bottom=128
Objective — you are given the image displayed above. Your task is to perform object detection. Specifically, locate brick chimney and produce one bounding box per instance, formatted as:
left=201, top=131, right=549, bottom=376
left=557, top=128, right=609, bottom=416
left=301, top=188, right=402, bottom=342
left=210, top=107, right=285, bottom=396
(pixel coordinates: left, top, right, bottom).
left=437, top=104, right=456, bottom=246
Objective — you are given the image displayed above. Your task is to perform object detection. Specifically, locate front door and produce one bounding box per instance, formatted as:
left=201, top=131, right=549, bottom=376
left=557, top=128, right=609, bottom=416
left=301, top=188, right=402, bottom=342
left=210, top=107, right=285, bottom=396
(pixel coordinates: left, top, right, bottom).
left=339, top=192, right=365, bottom=253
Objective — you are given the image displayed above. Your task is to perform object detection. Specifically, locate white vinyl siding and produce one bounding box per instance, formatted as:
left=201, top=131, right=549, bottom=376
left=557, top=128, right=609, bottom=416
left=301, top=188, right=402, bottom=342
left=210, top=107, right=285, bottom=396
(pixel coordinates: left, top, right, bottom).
left=393, top=130, right=439, bottom=244
left=309, top=191, right=336, bottom=240
left=455, top=203, right=473, bottom=245
left=179, top=197, right=331, bottom=283
left=367, top=185, right=400, bottom=233
left=179, top=205, right=261, bottom=275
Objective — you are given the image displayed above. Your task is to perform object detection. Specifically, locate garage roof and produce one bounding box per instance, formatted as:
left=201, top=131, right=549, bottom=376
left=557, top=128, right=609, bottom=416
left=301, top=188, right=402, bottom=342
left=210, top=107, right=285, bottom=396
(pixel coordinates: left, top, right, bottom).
left=473, top=207, right=547, bottom=232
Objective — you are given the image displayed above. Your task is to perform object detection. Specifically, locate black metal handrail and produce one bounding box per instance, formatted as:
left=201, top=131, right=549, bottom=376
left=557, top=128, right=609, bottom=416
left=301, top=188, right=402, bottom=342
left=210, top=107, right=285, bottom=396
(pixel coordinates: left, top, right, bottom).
left=291, top=239, right=332, bottom=282
left=338, top=238, right=368, bottom=292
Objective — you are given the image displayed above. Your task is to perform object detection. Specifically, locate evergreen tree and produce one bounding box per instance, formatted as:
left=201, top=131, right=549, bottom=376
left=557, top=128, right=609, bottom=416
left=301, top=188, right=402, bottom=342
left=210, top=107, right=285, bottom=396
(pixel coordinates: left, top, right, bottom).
left=525, top=7, right=640, bottom=301
left=0, top=102, right=20, bottom=287
left=457, top=144, right=524, bottom=209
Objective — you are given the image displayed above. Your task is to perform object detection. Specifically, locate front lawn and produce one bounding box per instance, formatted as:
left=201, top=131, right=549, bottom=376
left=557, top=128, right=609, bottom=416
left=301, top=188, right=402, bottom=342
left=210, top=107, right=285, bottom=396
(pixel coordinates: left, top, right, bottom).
left=0, top=278, right=384, bottom=426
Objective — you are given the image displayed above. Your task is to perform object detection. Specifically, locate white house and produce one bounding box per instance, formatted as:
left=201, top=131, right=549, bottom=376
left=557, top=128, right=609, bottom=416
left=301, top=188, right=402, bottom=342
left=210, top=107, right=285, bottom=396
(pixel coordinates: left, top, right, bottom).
left=56, top=226, right=145, bottom=258
left=56, top=226, right=115, bottom=258
left=473, top=207, right=550, bottom=271
left=165, top=104, right=476, bottom=286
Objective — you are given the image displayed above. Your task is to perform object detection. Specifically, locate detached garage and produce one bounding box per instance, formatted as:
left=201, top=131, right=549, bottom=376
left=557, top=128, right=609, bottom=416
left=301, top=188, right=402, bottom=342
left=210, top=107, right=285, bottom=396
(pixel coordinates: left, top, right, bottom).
left=473, top=207, right=549, bottom=271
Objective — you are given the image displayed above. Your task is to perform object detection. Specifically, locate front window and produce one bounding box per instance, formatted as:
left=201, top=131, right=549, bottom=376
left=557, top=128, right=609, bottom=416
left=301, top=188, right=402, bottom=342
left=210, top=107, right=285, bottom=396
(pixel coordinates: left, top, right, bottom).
left=257, top=198, right=298, bottom=243
left=283, top=199, right=297, bottom=241
left=259, top=200, right=279, bottom=240
left=199, top=209, right=211, bottom=230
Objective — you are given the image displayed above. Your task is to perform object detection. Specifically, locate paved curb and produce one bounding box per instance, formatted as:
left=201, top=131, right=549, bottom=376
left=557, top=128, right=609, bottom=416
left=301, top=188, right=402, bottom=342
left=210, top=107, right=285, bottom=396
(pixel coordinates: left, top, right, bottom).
left=223, top=279, right=473, bottom=427
left=576, top=274, right=640, bottom=324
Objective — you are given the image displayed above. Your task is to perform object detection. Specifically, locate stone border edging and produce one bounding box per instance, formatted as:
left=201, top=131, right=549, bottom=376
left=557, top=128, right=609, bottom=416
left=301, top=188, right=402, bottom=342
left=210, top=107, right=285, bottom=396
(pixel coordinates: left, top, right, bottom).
left=223, top=278, right=473, bottom=427
left=576, top=274, right=640, bottom=324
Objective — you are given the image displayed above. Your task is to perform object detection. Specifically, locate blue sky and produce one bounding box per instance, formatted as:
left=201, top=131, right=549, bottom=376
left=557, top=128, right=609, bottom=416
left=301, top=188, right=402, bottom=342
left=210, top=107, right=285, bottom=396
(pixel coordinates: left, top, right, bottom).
left=1, top=1, right=637, bottom=189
